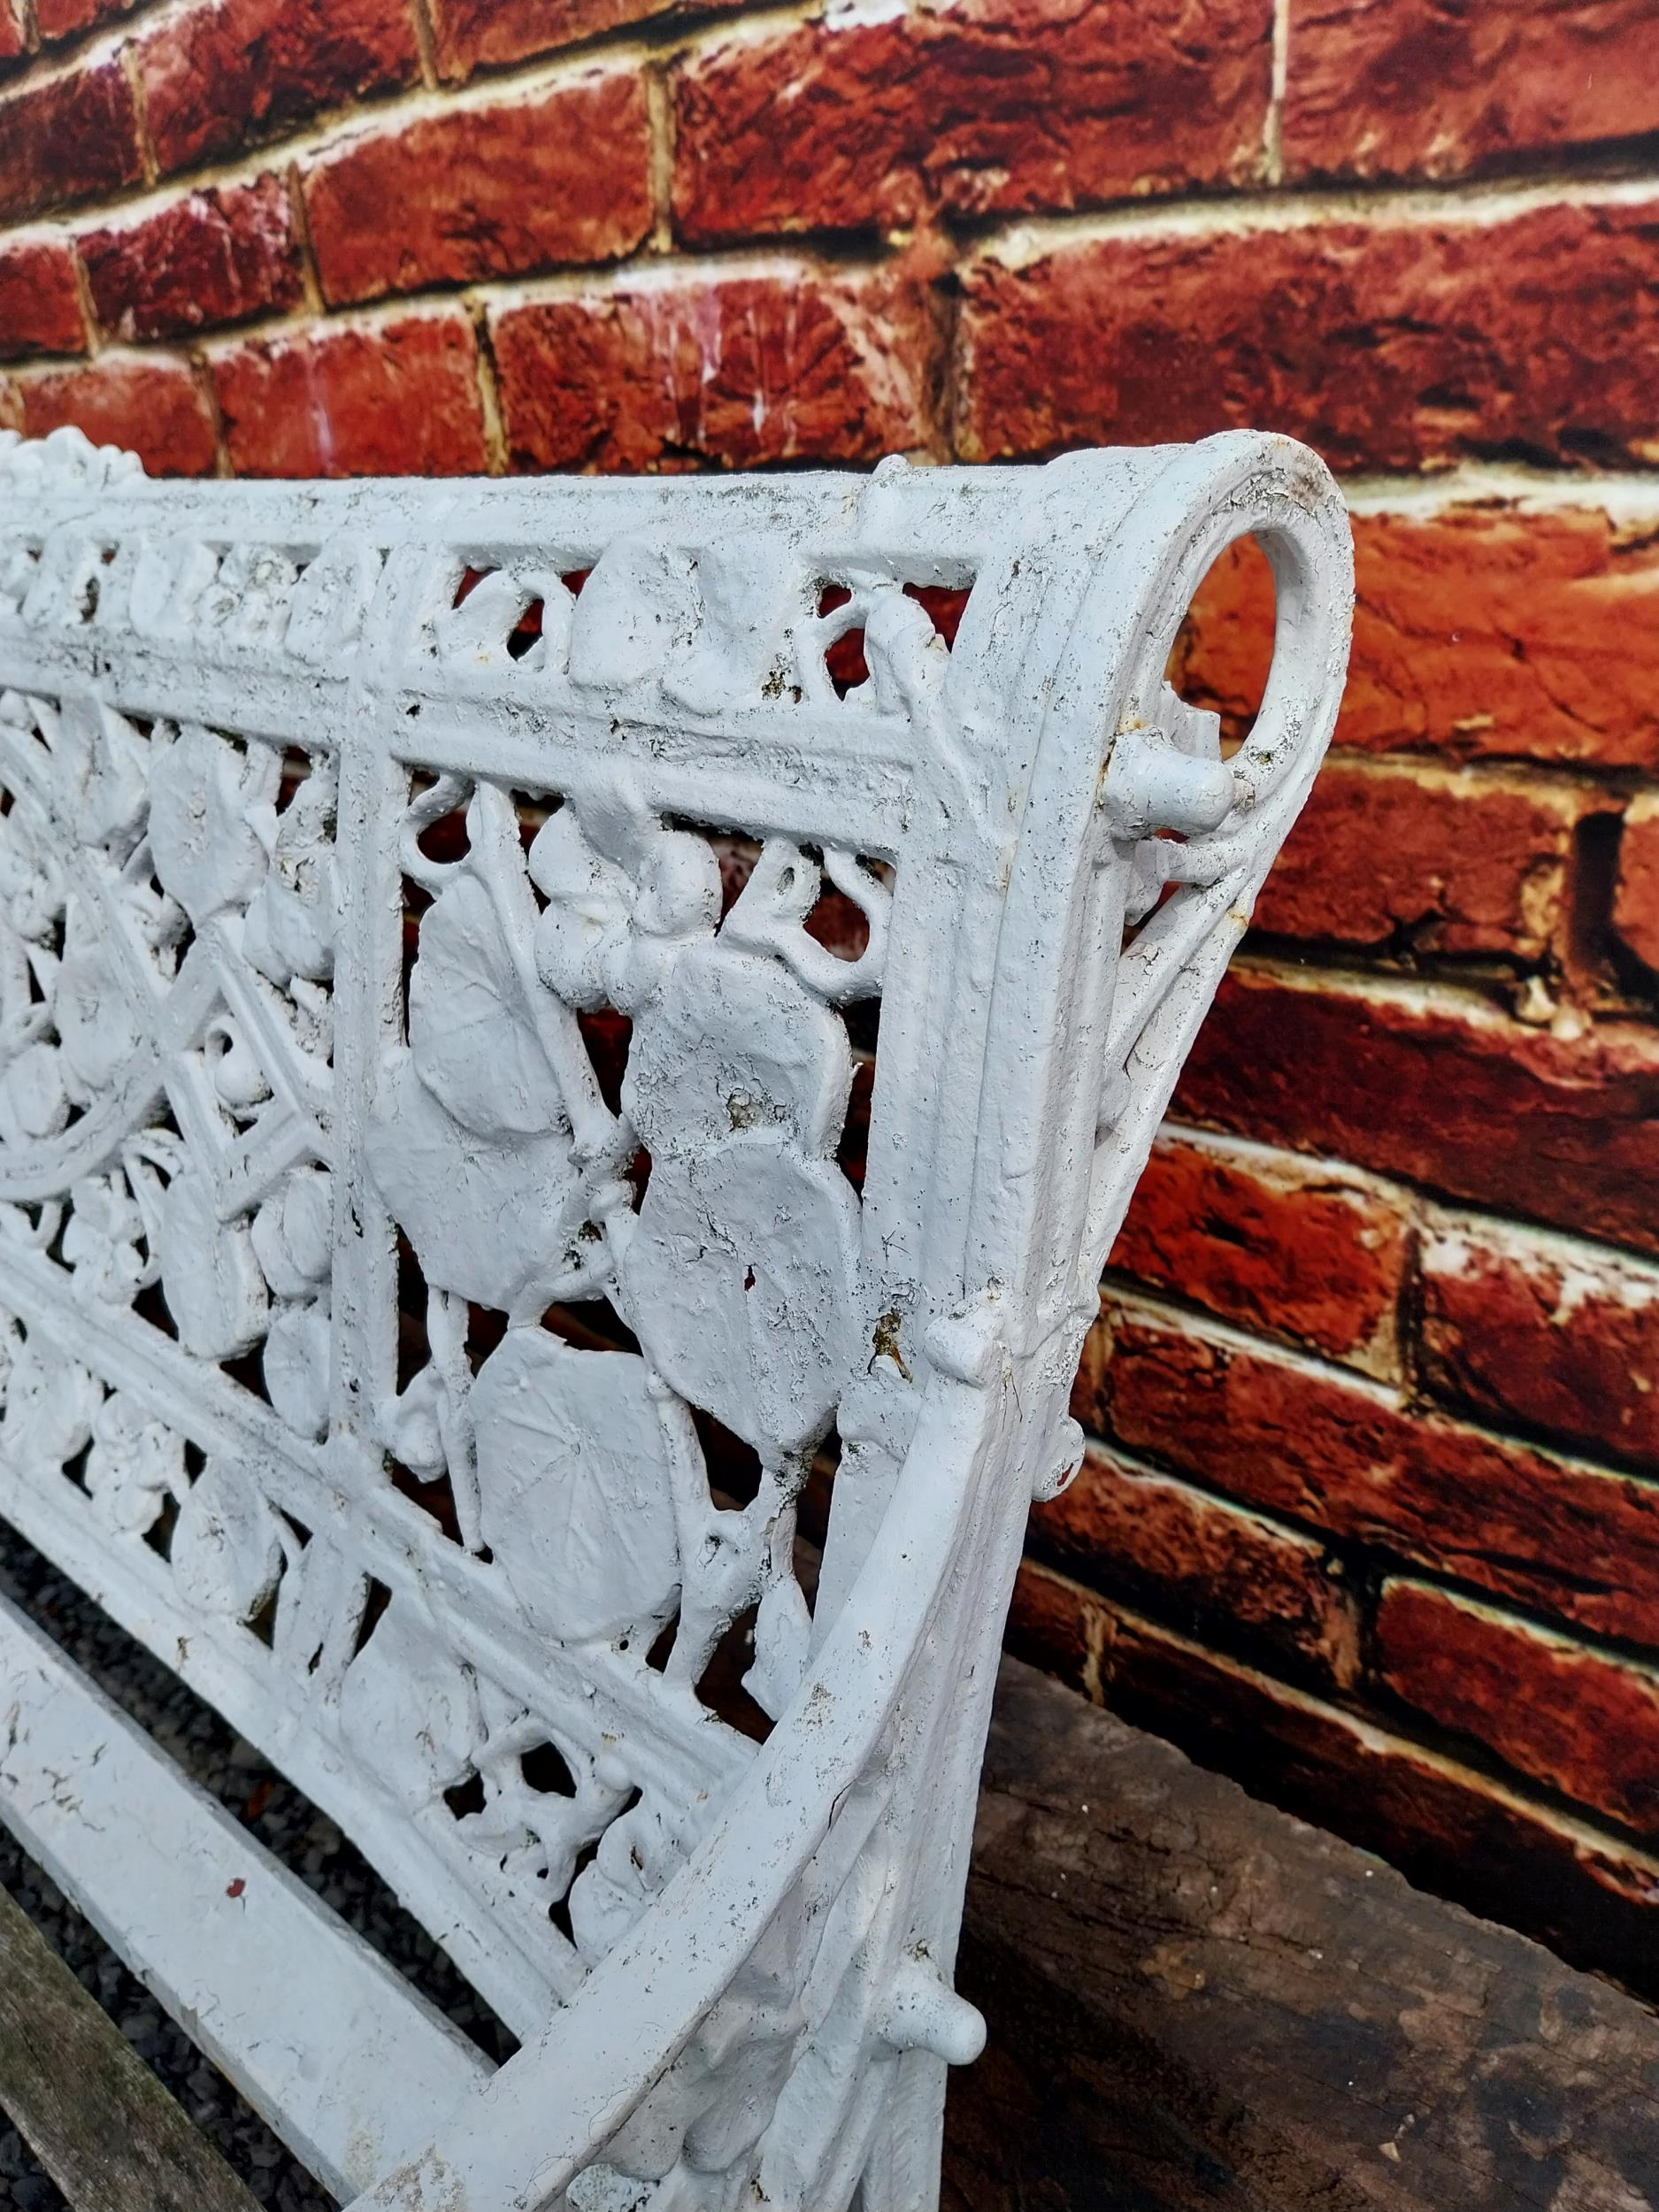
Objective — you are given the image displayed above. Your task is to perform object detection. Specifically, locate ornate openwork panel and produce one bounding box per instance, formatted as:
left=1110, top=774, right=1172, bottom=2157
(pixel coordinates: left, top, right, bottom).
left=0, top=427, right=1352, bottom=2212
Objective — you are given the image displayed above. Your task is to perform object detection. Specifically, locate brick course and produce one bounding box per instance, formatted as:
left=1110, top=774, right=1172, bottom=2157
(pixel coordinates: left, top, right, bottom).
left=0, top=57, right=142, bottom=224
left=0, top=0, right=1655, bottom=1994
left=1375, top=1578, right=1659, bottom=1833
left=1174, top=506, right=1659, bottom=772
left=1174, top=966, right=1659, bottom=1256
left=211, top=311, right=489, bottom=477
left=12, top=352, right=219, bottom=474
left=303, top=71, right=653, bottom=308
left=1419, top=1215, right=1659, bottom=1471
left=957, top=198, right=1659, bottom=473
left=1252, top=754, right=1597, bottom=959
left=672, top=0, right=1271, bottom=242
left=1108, top=1129, right=1406, bottom=1374
left=1285, top=0, right=1659, bottom=182
left=489, top=262, right=937, bottom=472
left=1085, top=1297, right=1659, bottom=1648
left=428, top=0, right=687, bottom=82
left=81, top=175, right=303, bottom=342
left=1031, top=1445, right=1361, bottom=1687
left=137, top=0, right=421, bottom=177
left=0, top=236, right=86, bottom=357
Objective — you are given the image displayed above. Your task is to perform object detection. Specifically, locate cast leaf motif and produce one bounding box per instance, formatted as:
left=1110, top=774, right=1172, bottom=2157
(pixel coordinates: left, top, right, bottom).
left=470, top=1333, right=679, bottom=1647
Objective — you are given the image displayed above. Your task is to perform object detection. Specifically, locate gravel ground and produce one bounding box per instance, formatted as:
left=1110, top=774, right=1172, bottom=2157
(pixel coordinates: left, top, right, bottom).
left=0, top=1519, right=518, bottom=2210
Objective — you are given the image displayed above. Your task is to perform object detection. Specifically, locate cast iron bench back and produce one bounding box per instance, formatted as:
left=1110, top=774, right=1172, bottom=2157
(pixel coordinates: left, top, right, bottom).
left=0, top=426, right=1350, bottom=2212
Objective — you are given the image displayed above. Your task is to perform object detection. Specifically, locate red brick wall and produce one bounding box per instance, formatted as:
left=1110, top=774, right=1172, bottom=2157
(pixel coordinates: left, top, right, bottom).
left=5, top=0, right=1659, bottom=1991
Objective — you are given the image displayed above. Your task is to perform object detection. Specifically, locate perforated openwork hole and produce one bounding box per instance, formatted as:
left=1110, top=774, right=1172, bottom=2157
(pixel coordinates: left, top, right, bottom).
left=520, top=1740, right=578, bottom=1797
left=445, top=1770, right=488, bottom=1822
left=813, top=579, right=971, bottom=701
left=388, top=1239, right=465, bottom=1546
left=907, top=580, right=971, bottom=646
left=694, top=1603, right=773, bottom=1745
left=142, top=1486, right=180, bottom=1562
left=261, top=1509, right=327, bottom=1665
left=1107, top=535, right=1281, bottom=964
left=403, top=771, right=472, bottom=939
left=220, top=1342, right=275, bottom=1410
left=688, top=1404, right=765, bottom=1513
left=578, top=1002, right=633, bottom=1123
left=433, top=558, right=592, bottom=685
left=817, top=585, right=867, bottom=696
left=1165, top=530, right=1274, bottom=760
left=59, top=1434, right=92, bottom=1497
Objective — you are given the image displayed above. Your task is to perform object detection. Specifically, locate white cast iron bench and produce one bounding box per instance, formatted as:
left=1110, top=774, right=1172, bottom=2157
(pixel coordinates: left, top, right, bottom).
left=0, top=426, right=1351, bottom=2212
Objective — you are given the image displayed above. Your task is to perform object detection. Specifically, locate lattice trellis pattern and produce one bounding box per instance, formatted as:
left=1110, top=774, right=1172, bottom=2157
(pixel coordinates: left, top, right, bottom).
left=0, top=426, right=1351, bottom=2212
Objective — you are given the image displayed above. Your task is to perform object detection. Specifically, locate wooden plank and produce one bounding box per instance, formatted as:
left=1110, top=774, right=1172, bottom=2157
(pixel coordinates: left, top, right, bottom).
left=0, top=1591, right=491, bottom=2204
left=948, top=1656, right=1659, bottom=2212
left=0, top=1880, right=261, bottom=2212
left=8, top=1631, right=1657, bottom=2212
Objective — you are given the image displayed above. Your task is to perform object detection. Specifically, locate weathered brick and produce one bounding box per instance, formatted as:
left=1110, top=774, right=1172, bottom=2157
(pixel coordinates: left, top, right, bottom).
left=211, top=311, right=488, bottom=478
left=1108, top=1128, right=1406, bottom=1374
left=429, top=0, right=687, bottom=81
left=36, top=0, right=135, bottom=37
left=1286, top=0, right=1659, bottom=183
left=956, top=199, right=1659, bottom=473
left=0, top=58, right=143, bottom=224
left=138, top=0, right=420, bottom=177
left=1376, top=1578, right=1659, bottom=1834
left=81, top=174, right=303, bottom=343
left=0, top=236, right=87, bottom=359
left=1031, top=1445, right=1359, bottom=1686
left=1172, top=506, right=1659, bottom=772
left=672, top=0, right=1270, bottom=242
left=1616, top=791, right=1659, bottom=973
left=304, top=70, right=651, bottom=309
left=1173, top=964, right=1659, bottom=1256
left=1086, top=1296, right=1659, bottom=1646
left=1253, top=754, right=1594, bottom=959
left=1089, top=1598, right=1659, bottom=1991
left=489, top=261, right=935, bottom=473
left=1419, top=1214, right=1659, bottom=1471
left=1005, top=1558, right=1109, bottom=1701
left=16, top=353, right=218, bottom=476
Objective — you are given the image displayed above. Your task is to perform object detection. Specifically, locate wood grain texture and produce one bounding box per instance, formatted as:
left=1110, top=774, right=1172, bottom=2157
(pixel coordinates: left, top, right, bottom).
left=0, top=1883, right=261, bottom=2212
left=949, top=1656, right=1659, bottom=2212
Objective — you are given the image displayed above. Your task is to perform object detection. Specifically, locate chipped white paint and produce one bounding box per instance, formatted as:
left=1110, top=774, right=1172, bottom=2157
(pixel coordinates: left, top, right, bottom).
left=0, top=424, right=1351, bottom=2211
